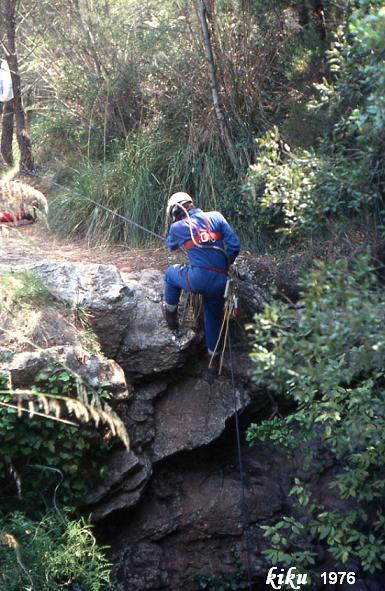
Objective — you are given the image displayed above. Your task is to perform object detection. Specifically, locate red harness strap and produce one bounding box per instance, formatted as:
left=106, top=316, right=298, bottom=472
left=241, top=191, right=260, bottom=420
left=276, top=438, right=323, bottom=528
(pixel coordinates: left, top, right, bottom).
left=204, top=266, right=226, bottom=274
left=182, top=216, right=222, bottom=251
left=190, top=264, right=226, bottom=274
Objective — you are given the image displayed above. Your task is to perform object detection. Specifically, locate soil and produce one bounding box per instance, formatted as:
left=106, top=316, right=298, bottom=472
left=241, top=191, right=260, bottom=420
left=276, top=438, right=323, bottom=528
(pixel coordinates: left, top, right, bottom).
left=0, top=221, right=179, bottom=272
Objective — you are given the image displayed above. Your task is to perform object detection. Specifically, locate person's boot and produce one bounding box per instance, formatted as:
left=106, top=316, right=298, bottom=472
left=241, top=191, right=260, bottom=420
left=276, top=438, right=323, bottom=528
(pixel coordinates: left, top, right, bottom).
left=162, top=303, right=178, bottom=331
left=206, top=353, right=221, bottom=384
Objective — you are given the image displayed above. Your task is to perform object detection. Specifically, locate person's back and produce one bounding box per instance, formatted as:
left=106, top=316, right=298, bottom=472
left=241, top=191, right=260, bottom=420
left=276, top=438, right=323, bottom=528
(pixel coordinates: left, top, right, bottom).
left=163, top=192, right=240, bottom=381
left=167, top=206, right=239, bottom=271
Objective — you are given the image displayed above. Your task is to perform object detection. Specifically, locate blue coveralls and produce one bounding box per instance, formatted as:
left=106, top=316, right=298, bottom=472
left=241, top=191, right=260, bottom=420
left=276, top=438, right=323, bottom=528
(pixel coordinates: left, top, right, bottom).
left=164, top=208, right=240, bottom=353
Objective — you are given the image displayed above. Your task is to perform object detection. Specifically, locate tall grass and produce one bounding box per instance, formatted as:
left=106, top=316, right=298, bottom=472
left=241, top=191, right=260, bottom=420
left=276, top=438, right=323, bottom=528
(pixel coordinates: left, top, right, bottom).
left=49, top=131, right=167, bottom=246
left=48, top=126, right=260, bottom=248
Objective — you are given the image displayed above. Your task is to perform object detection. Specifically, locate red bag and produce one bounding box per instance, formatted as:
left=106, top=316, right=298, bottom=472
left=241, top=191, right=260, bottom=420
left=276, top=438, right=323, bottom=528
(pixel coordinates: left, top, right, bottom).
left=0, top=211, right=22, bottom=223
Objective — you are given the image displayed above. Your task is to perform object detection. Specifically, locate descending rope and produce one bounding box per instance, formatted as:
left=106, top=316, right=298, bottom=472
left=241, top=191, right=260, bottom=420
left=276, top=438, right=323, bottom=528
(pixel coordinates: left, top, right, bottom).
left=207, top=275, right=253, bottom=589
left=49, top=179, right=166, bottom=242
left=227, top=328, right=254, bottom=591
left=208, top=275, right=238, bottom=373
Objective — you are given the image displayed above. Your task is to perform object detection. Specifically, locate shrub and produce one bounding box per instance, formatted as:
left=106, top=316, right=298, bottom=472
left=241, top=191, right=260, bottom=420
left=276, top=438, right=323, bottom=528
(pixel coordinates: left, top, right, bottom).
left=0, top=364, right=116, bottom=512
left=247, top=255, right=385, bottom=574
left=0, top=510, right=111, bottom=591
left=247, top=0, right=385, bottom=241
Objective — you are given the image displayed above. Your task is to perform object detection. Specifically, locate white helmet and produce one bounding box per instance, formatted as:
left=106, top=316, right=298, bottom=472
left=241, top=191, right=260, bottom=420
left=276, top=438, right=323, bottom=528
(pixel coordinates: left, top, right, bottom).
left=166, top=192, right=193, bottom=219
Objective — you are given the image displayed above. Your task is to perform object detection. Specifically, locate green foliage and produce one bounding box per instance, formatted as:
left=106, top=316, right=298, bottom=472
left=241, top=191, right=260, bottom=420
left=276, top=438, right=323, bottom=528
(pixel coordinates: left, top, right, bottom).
left=0, top=510, right=111, bottom=591
left=0, top=271, right=52, bottom=309
left=0, top=364, right=113, bottom=511
left=49, top=132, right=170, bottom=246
left=247, top=0, right=385, bottom=240
left=260, top=514, right=316, bottom=575
left=22, top=0, right=335, bottom=248
left=49, top=131, right=254, bottom=247
left=196, top=545, right=248, bottom=590
left=247, top=255, right=385, bottom=573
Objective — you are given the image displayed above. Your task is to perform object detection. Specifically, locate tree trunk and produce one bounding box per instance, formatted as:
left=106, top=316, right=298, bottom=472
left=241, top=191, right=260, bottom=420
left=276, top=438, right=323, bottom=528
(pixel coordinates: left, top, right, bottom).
left=194, top=0, right=238, bottom=170
left=1, top=99, right=14, bottom=165
left=313, top=0, right=326, bottom=40
left=72, top=0, right=104, bottom=78
left=298, top=1, right=310, bottom=27
left=3, top=0, right=35, bottom=175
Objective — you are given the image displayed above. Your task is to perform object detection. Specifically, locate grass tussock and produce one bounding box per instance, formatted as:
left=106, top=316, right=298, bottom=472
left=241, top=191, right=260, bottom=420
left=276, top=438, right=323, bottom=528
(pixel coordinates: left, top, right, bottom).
left=48, top=129, right=251, bottom=247
left=0, top=270, right=100, bottom=354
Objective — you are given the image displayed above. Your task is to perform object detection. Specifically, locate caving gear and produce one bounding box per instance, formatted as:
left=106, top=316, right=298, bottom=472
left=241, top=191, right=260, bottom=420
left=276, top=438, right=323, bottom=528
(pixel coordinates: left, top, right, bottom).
left=164, top=207, right=240, bottom=354
left=208, top=276, right=239, bottom=375
left=0, top=210, right=21, bottom=223
left=0, top=210, right=33, bottom=223
left=166, top=192, right=193, bottom=221
left=0, top=60, right=13, bottom=102
left=182, top=216, right=223, bottom=251
left=166, top=208, right=240, bottom=268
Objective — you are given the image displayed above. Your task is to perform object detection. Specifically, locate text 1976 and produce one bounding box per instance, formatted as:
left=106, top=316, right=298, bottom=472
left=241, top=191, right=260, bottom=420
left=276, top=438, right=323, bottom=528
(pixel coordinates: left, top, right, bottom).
left=321, top=572, right=356, bottom=585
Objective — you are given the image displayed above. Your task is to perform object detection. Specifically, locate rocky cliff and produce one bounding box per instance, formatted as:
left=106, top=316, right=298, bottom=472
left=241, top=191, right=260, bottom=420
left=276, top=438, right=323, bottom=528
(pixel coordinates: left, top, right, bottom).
left=2, top=258, right=381, bottom=591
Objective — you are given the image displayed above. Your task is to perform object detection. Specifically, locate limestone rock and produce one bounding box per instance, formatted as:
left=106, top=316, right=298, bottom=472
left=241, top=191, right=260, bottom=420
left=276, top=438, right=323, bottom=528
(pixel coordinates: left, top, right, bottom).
left=31, top=263, right=198, bottom=377
left=117, top=270, right=197, bottom=377
left=31, top=262, right=136, bottom=359
left=151, top=375, right=250, bottom=462
left=119, top=364, right=255, bottom=463
left=85, top=449, right=152, bottom=521
left=3, top=346, right=128, bottom=396
left=113, top=543, right=168, bottom=591
left=110, top=446, right=284, bottom=591
left=87, top=369, right=254, bottom=521
left=234, top=254, right=304, bottom=316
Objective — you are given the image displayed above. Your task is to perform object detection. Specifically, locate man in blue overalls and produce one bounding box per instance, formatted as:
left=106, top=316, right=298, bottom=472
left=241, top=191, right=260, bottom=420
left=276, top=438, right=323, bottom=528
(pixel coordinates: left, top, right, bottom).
left=163, top=192, right=240, bottom=380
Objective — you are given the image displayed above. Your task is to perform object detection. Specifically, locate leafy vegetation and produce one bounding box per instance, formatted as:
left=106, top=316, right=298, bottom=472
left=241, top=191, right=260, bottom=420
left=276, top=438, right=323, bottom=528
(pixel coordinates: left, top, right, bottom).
left=10, top=0, right=346, bottom=246
left=0, top=270, right=126, bottom=588
left=248, top=0, right=385, bottom=240
left=0, top=366, right=114, bottom=512
left=247, top=255, right=385, bottom=575
left=1, top=0, right=385, bottom=586
left=0, top=510, right=111, bottom=590
left=196, top=545, right=248, bottom=590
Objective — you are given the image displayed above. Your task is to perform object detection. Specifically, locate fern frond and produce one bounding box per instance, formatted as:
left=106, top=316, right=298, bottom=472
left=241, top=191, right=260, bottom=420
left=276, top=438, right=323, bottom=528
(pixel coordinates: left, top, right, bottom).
left=0, top=389, right=129, bottom=448
left=0, top=532, right=19, bottom=551
left=0, top=532, right=34, bottom=586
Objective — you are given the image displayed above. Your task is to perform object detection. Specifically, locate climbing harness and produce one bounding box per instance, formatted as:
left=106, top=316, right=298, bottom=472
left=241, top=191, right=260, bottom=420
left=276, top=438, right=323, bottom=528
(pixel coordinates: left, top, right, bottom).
left=182, top=216, right=223, bottom=251
left=170, top=201, right=230, bottom=267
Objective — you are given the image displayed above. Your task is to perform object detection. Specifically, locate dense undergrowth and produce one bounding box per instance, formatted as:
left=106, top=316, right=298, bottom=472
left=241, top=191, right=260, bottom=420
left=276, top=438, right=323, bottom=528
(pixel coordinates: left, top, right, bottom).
left=0, top=271, right=125, bottom=590
left=248, top=256, right=385, bottom=577
left=245, top=0, right=385, bottom=581
left=248, top=0, right=385, bottom=241
left=0, top=511, right=111, bottom=591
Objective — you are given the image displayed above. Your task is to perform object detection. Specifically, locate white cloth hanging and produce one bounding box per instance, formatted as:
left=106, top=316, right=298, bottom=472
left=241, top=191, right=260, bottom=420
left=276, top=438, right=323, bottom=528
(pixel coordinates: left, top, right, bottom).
left=0, top=60, right=14, bottom=102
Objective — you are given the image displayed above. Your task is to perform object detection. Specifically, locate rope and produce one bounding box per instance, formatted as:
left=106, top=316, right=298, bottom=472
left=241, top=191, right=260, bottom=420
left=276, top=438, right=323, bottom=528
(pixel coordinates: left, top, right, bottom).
left=208, top=276, right=238, bottom=373
left=227, top=328, right=254, bottom=591
left=49, top=179, right=166, bottom=242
